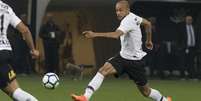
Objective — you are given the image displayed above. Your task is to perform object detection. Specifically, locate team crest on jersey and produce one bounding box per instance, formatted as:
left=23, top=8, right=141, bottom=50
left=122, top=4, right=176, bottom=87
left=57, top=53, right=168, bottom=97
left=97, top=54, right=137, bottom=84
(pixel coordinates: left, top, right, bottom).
left=134, top=17, right=140, bottom=25
left=136, top=21, right=140, bottom=26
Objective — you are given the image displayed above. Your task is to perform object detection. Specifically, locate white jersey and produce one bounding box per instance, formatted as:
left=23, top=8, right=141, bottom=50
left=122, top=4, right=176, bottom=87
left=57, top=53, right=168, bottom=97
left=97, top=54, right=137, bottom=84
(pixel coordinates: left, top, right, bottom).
left=117, top=12, right=147, bottom=60
left=0, top=1, right=21, bottom=50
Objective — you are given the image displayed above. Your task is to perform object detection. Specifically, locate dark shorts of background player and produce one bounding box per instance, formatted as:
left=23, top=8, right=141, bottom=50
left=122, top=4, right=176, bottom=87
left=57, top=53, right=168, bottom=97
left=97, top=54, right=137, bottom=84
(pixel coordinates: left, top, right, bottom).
left=0, top=50, right=16, bottom=89
left=107, top=54, right=147, bottom=86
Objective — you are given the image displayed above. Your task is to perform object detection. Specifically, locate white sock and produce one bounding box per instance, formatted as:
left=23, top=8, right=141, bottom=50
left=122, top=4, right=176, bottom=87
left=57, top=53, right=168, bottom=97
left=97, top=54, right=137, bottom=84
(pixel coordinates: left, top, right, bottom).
left=84, top=72, right=104, bottom=100
left=149, top=88, right=167, bottom=101
left=12, top=88, right=38, bottom=101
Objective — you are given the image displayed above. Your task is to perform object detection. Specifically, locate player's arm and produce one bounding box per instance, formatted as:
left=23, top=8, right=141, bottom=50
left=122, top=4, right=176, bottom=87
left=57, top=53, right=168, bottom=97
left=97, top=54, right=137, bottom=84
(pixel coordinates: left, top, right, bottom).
left=16, top=22, right=39, bottom=58
left=8, top=6, right=39, bottom=58
left=141, top=18, right=152, bottom=43
left=141, top=18, right=153, bottom=50
left=16, top=22, right=35, bottom=50
left=83, top=30, right=123, bottom=39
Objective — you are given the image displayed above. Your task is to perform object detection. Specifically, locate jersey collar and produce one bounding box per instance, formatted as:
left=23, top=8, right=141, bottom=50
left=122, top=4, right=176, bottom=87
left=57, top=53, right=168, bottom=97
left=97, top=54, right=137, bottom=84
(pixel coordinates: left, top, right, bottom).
left=121, top=12, right=130, bottom=21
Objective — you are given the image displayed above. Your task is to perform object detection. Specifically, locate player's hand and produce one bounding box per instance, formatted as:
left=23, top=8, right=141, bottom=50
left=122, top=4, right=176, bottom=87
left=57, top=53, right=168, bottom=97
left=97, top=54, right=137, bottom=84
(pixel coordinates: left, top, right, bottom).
left=82, top=31, right=96, bottom=38
left=145, top=40, right=153, bottom=50
left=30, top=49, right=39, bottom=59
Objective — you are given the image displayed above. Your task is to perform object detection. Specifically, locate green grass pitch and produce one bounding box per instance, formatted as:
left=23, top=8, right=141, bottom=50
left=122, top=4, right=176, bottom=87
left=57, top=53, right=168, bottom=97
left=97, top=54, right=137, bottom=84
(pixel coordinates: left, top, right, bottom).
left=1, top=75, right=201, bottom=101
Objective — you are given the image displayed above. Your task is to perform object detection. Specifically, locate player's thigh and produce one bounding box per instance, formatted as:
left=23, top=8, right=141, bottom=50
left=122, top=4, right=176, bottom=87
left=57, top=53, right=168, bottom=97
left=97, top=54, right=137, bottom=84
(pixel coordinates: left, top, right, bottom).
left=98, top=62, right=117, bottom=76
left=126, top=59, right=148, bottom=86
left=0, top=65, right=18, bottom=96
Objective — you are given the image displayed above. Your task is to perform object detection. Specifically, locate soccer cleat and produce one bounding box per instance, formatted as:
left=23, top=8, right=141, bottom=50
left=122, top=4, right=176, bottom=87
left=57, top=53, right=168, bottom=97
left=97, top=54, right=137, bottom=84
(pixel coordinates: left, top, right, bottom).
left=71, top=94, right=87, bottom=101
left=167, top=96, right=172, bottom=101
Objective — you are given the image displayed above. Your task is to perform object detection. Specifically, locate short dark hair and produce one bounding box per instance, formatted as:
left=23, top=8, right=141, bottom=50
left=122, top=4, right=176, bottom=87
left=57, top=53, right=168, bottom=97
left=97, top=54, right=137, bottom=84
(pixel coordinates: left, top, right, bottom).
left=117, top=0, right=130, bottom=9
left=117, top=0, right=128, bottom=2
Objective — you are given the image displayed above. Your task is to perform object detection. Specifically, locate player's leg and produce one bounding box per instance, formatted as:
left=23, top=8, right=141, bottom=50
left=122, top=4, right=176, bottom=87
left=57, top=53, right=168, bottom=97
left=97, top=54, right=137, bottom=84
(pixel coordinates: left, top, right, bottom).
left=84, top=62, right=117, bottom=99
left=0, top=64, right=38, bottom=101
left=126, top=57, right=171, bottom=101
left=2, top=79, right=38, bottom=101
left=137, top=84, right=171, bottom=101
left=71, top=54, right=125, bottom=101
left=71, top=62, right=117, bottom=101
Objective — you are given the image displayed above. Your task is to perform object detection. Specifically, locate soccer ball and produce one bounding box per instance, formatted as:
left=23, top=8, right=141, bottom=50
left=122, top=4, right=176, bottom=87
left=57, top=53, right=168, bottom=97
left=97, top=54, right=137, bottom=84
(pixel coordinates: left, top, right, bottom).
left=42, top=72, right=59, bottom=89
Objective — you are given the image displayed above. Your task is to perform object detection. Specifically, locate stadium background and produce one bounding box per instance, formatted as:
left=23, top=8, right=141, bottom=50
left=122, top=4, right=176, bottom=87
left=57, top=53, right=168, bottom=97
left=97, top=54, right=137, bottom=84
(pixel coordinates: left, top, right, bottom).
left=1, top=0, right=201, bottom=100
left=3, top=0, right=201, bottom=68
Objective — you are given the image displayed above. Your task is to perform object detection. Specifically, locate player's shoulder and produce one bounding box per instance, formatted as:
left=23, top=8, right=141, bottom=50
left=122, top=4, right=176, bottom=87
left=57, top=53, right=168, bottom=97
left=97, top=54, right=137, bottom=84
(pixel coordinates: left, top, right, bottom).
left=121, top=13, right=136, bottom=24
left=0, top=1, right=13, bottom=14
left=129, top=12, right=142, bottom=20
left=0, top=1, right=10, bottom=9
left=129, top=12, right=143, bottom=25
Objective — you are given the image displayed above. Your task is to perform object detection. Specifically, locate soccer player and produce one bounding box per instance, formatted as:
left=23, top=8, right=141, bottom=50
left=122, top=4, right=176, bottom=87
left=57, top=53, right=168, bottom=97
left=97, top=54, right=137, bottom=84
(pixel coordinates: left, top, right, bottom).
left=0, top=0, right=39, bottom=101
left=71, top=0, right=171, bottom=101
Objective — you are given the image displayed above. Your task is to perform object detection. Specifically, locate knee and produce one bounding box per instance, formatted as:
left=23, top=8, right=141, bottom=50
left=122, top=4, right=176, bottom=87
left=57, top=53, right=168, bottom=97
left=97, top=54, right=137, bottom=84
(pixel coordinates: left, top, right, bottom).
left=98, top=67, right=108, bottom=76
left=141, top=90, right=150, bottom=97
left=139, top=88, right=151, bottom=97
left=98, top=63, right=114, bottom=76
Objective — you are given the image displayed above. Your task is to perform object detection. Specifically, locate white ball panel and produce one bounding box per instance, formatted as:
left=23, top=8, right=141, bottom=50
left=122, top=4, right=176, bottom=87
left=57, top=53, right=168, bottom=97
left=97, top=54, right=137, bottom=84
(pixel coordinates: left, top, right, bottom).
left=42, top=75, right=49, bottom=83
left=44, top=83, right=54, bottom=89
left=49, top=76, right=58, bottom=84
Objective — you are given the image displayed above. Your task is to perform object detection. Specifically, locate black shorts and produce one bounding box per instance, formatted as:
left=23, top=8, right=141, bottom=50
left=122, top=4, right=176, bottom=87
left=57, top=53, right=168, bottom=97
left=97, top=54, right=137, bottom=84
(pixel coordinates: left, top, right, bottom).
left=0, top=50, right=16, bottom=89
left=107, top=54, right=147, bottom=86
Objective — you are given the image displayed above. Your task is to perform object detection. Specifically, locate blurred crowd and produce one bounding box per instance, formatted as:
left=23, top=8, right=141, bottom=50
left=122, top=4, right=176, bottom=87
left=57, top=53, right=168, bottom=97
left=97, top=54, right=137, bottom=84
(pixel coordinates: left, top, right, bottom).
left=8, top=13, right=82, bottom=80
left=145, top=15, right=201, bottom=80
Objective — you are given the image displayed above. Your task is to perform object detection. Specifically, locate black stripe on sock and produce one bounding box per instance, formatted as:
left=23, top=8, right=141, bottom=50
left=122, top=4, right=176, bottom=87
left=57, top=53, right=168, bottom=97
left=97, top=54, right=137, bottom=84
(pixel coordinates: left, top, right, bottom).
left=160, top=96, right=164, bottom=101
left=87, top=86, right=95, bottom=92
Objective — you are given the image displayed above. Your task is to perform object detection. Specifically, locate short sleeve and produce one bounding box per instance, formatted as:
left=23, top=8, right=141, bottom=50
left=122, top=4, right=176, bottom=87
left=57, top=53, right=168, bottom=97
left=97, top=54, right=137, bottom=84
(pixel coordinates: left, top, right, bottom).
left=117, top=13, right=143, bottom=34
left=117, top=18, right=133, bottom=34
left=9, top=8, right=21, bottom=28
left=134, top=15, right=143, bottom=26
